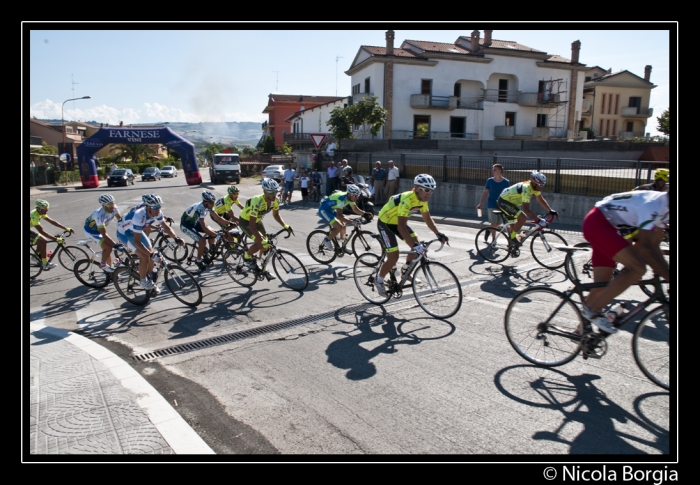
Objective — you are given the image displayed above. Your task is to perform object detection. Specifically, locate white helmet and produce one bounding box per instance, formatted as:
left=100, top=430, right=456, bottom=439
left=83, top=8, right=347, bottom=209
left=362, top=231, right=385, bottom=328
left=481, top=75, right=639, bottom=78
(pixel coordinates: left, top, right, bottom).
left=530, top=171, right=547, bottom=186
left=346, top=184, right=362, bottom=196
left=202, top=190, right=217, bottom=202
left=262, top=178, right=280, bottom=192
left=142, top=193, right=163, bottom=207
left=98, top=193, right=115, bottom=206
left=414, top=174, right=436, bottom=190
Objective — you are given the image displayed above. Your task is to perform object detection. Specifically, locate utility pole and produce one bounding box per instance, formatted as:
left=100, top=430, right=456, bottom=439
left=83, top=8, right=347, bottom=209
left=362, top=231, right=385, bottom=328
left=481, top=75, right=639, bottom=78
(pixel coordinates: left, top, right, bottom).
left=71, top=74, right=79, bottom=112
left=273, top=71, right=281, bottom=92
left=335, top=56, right=344, bottom=97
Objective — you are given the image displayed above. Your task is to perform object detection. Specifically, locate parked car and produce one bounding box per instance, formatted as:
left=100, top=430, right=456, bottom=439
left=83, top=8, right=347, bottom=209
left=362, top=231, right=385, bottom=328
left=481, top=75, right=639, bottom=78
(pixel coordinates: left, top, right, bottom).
left=142, top=167, right=161, bottom=181
left=261, top=164, right=286, bottom=183
left=107, top=168, right=135, bottom=187
left=160, top=166, right=177, bottom=178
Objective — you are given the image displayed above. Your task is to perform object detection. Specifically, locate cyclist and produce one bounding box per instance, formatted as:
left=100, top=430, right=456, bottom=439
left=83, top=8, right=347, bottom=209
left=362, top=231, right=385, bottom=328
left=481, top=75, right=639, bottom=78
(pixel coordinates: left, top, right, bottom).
left=83, top=194, right=123, bottom=272
left=116, top=194, right=183, bottom=291
left=317, top=184, right=373, bottom=254
left=238, top=178, right=294, bottom=280
left=374, top=174, right=449, bottom=297
left=497, top=171, right=557, bottom=247
left=634, top=168, right=669, bottom=192
left=211, top=185, right=244, bottom=244
left=181, top=190, right=233, bottom=271
left=580, top=190, right=670, bottom=333
left=30, top=199, right=74, bottom=270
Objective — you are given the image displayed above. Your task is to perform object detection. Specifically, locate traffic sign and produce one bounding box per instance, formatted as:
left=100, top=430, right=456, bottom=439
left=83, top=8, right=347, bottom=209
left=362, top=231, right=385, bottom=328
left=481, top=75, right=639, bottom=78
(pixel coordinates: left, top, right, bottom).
left=310, top=134, right=326, bottom=149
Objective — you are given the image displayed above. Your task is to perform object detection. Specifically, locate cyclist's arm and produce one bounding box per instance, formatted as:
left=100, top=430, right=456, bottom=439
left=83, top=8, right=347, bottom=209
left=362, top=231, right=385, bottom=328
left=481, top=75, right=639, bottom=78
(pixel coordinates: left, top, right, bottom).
left=397, top=216, right=419, bottom=247
left=521, top=201, right=539, bottom=222
left=272, top=209, right=291, bottom=232
left=44, top=215, right=71, bottom=233
left=534, top=194, right=553, bottom=214
left=334, top=208, right=352, bottom=225
left=211, top=210, right=232, bottom=227
left=634, top=229, right=670, bottom=281
left=227, top=209, right=240, bottom=224
left=33, top=222, right=58, bottom=241
left=420, top=211, right=442, bottom=239
left=197, top=216, right=218, bottom=238
left=97, top=225, right=118, bottom=247
left=161, top=219, right=183, bottom=244
left=351, top=204, right=366, bottom=217
left=235, top=200, right=245, bottom=210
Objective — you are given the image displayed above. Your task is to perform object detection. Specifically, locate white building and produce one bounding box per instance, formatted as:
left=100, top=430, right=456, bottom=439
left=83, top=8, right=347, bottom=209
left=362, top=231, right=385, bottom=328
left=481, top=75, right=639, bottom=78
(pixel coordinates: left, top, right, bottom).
left=345, top=30, right=588, bottom=141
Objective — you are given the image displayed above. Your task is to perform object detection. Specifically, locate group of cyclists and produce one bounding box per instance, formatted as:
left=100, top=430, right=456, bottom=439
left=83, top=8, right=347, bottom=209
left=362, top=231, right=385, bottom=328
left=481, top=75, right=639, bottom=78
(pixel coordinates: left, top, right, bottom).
left=30, top=166, right=670, bottom=336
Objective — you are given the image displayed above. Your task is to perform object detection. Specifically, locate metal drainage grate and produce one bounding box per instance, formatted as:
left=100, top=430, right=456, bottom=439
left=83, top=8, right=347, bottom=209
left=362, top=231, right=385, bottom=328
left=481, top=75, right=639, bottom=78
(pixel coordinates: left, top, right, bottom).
left=132, top=277, right=471, bottom=362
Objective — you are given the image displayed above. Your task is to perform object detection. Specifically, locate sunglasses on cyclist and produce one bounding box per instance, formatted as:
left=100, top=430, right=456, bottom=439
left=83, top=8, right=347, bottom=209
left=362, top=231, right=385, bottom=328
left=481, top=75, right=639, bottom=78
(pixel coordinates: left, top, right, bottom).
left=150, top=205, right=162, bottom=211
left=265, top=190, right=277, bottom=195
left=420, top=187, right=434, bottom=194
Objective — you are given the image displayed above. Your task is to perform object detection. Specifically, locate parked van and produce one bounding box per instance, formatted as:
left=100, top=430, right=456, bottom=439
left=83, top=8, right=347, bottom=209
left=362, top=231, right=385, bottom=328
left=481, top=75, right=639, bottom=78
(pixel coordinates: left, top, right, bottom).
left=209, top=153, right=241, bottom=184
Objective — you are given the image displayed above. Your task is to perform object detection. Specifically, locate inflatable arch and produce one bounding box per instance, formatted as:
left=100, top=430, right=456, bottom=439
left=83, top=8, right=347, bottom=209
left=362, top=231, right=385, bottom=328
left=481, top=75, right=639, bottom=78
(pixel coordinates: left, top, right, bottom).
left=76, top=126, right=202, bottom=188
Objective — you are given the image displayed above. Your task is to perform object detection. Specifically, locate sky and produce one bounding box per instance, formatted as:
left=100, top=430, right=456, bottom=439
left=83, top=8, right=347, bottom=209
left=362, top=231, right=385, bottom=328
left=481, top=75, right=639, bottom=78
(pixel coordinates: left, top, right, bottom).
left=25, top=23, right=675, bottom=137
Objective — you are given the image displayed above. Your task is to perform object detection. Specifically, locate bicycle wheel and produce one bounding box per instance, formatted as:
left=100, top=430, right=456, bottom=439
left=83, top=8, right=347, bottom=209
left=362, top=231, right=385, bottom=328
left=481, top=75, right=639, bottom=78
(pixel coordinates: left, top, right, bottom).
left=29, top=252, right=43, bottom=279
left=164, top=264, right=203, bottom=307
left=632, top=305, right=670, bottom=390
left=272, top=250, right=309, bottom=291
left=564, top=242, right=594, bottom=285
left=504, top=287, right=584, bottom=366
left=306, top=229, right=336, bottom=264
left=351, top=230, right=383, bottom=260
left=353, top=252, right=391, bottom=304
left=57, top=245, right=90, bottom=270
left=475, top=227, right=510, bottom=263
left=223, top=250, right=257, bottom=287
left=158, top=235, right=188, bottom=263
left=530, top=230, right=568, bottom=269
left=411, top=261, right=463, bottom=319
left=112, top=266, right=151, bottom=305
left=73, top=259, right=111, bottom=289
left=639, top=249, right=670, bottom=298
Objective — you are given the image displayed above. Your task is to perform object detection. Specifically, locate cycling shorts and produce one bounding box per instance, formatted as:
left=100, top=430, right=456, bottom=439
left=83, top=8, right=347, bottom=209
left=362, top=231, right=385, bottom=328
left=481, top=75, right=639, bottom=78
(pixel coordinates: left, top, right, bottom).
left=496, top=197, right=521, bottom=222
left=377, top=220, right=414, bottom=253
left=318, top=206, right=341, bottom=227
left=117, top=230, right=153, bottom=253
left=29, top=229, right=41, bottom=245
left=83, top=227, right=105, bottom=246
left=582, top=206, right=630, bottom=268
left=238, top=217, right=267, bottom=242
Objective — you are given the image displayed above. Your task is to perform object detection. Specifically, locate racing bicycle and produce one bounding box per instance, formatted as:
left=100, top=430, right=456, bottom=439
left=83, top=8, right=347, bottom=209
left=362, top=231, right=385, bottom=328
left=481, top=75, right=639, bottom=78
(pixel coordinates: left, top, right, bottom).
left=475, top=211, right=567, bottom=269
left=224, top=228, right=309, bottom=291
left=72, top=240, right=132, bottom=289
left=353, top=238, right=463, bottom=319
left=148, top=218, right=188, bottom=263
left=112, top=241, right=202, bottom=307
left=504, top=245, right=670, bottom=390
left=306, top=216, right=383, bottom=264
left=29, top=230, right=89, bottom=280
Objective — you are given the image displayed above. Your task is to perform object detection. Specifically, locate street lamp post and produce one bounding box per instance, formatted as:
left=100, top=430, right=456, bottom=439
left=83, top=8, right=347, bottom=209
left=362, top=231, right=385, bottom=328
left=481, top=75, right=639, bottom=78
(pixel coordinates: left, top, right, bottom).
left=61, top=95, right=91, bottom=185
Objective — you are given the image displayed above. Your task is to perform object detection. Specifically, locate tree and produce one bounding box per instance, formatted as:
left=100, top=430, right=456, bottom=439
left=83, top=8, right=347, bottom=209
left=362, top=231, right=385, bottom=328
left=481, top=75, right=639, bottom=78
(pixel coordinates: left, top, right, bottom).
left=203, top=142, right=225, bottom=162
left=280, top=142, right=293, bottom=155
left=30, top=141, right=58, bottom=155
left=109, top=144, right=158, bottom=164
left=326, top=95, right=388, bottom=142
left=656, top=108, right=670, bottom=136
left=262, top=135, right=276, bottom=154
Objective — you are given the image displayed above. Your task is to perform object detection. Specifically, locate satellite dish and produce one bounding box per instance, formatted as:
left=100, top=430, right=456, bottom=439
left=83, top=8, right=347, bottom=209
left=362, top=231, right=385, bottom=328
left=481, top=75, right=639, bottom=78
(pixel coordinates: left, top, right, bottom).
left=59, top=153, right=71, bottom=163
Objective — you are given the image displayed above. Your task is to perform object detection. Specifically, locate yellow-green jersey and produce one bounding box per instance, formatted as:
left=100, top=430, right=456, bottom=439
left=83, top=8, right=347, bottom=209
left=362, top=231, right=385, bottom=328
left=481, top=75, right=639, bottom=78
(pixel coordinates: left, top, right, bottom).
left=378, top=190, right=429, bottom=225
left=30, top=209, right=47, bottom=228
left=213, top=194, right=243, bottom=216
left=498, top=182, right=541, bottom=206
left=239, top=194, right=279, bottom=222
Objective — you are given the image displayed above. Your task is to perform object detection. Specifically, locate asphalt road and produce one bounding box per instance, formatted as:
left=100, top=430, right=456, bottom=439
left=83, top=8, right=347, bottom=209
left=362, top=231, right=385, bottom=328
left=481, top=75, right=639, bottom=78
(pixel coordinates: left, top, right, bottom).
left=27, top=174, right=673, bottom=460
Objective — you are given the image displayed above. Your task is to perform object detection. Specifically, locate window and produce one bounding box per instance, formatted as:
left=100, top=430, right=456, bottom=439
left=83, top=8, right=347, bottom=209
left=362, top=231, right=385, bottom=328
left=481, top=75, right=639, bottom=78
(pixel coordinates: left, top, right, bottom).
left=413, top=115, right=430, bottom=139
left=536, top=114, right=547, bottom=127
left=614, top=94, right=620, bottom=115
left=498, top=79, right=509, bottom=102
left=585, top=76, right=592, bottom=82
left=612, top=120, right=617, bottom=136
left=626, top=121, right=634, bottom=132
left=606, top=119, right=611, bottom=136
left=450, top=116, right=466, bottom=138
left=454, top=83, right=462, bottom=107
left=352, top=84, right=360, bottom=95
left=505, top=112, right=516, bottom=127
left=364, top=77, right=371, bottom=94
left=601, top=93, right=606, bottom=114
left=421, top=79, right=432, bottom=95
left=629, top=96, right=641, bottom=114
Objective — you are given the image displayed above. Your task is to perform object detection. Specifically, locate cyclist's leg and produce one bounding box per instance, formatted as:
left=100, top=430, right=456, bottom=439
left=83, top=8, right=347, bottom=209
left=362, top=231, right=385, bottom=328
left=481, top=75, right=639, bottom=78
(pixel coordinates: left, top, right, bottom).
left=496, top=198, right=522, bottom=242
left=83, top=227, right=108, bottom=265
left=180, top=222, right=204, bottom=263
left=376, top=221, right=400, bottom=280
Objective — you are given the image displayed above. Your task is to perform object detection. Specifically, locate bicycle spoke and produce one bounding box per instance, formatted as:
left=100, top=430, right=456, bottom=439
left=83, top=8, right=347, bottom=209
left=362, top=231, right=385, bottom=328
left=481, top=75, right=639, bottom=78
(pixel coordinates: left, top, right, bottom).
left=531, top=231, right=568, bottom=269
left=352, top=231, right=383, bottom=259
left=73, top=259, right=110, bottom=289
left=29, top=253, right=43, bottom=279
left=353, top=252, right=390, bottom=304
left=164, top=264, right=202, bottom=307
left=306, top=229, right=336, bottom=264
left=412, top=262, right=462, bottom=319
left=57, top=245, right=90, bottom=270
left=223, top=250, right=257, bottom=287
left=475, top=227, right=510, bottom=263
left=272, top=250, right=309, bottom=291
left=112, top=267, right=150, bottom=305
left=633, top=306, right=670, bottom=390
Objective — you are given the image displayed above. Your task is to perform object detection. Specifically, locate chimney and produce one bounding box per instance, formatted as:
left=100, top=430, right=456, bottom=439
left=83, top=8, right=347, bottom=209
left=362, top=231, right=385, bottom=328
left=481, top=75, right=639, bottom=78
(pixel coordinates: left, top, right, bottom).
left=571, top=40, right=581, bottom=64
left=470, top=30, right=480, bottom=51
left=484, top=30, right=492, bottom=47
left=608, top=68, right=612, bottom=74
left=386, top=30, right=395, bottom=56
left=644, top=65, right=652, bottom=81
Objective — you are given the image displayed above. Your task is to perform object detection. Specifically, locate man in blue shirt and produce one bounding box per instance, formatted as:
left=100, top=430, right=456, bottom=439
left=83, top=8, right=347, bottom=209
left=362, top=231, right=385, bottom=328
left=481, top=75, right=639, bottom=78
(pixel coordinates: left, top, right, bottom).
left=370, top=161, right=387, bottom=205
left=476, top=163, right=510, bottom=242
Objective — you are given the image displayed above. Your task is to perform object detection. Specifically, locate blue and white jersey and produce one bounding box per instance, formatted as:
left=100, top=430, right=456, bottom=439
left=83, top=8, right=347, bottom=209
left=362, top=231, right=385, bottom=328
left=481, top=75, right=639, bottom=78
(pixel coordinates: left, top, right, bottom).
left=116, top=204, right=163, bottom=236
left=84, top=205, right=122, bottom=235
left=181, top=202, right=209, bottom=228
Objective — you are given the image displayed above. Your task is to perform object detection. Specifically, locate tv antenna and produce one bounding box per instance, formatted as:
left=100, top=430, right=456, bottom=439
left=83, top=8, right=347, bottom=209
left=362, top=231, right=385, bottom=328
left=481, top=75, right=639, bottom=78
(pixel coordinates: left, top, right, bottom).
left=273, top=71, right=282, bottom=92
left=71, top=74, right=79, bottom=111
left=335, top=56, right=344, bottom=96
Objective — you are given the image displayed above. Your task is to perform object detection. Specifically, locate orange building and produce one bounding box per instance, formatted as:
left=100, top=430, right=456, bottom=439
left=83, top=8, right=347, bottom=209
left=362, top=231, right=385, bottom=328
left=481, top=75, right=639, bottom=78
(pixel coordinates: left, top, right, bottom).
left=261, top=94, right=343, bottom=149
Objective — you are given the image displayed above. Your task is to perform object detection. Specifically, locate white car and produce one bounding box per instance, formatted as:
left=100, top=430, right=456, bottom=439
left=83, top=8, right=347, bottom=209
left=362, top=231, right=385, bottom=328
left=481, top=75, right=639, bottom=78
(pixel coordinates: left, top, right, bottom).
left=160, top=166, right=177, bottom=178
left=261, top=164, right=286, bottom=182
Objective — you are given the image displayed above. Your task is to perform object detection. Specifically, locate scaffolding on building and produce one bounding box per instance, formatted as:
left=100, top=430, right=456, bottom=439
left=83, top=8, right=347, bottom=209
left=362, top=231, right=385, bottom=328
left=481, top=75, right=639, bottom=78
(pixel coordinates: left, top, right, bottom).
left=537, top=77, right=569, bottom=139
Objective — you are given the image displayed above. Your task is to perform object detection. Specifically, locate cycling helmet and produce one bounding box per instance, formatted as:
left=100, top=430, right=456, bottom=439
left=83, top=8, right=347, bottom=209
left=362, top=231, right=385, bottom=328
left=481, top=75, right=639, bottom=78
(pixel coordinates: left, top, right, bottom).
left=202, top=190, right=217, bottom=202
left=414, top=174, right=437, bottom=190
left=530, top=171, right=547, bottom=186
left=35, top=199, right=50, bottom=210
left=142, top=193, right=163, bottom=207
left=654, top=168, right=669, bottom=182
left=262, top=178, right=280, bottom=192
left=227, top=185, right=240, bottom=195
left=98, top=194, right=115, bottom=206
left=346, top=184, right=362, bottom=196
left=343, top=166, right=353, bottom=173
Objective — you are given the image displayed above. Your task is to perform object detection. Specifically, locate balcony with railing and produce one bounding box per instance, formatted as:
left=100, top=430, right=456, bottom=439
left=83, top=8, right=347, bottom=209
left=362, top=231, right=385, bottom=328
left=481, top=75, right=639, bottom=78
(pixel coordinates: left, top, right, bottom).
left=481, top=89, right=518, bottom=103
left=283, top=132, right=317, bottom=143
left=620, top=106, right=653, bottom=118
left=352, top=92, right=374, bottom=104
left=517, top=92, right=565, bottom=108
left=455, top=97, right=484, bottom=110
left=393, top=130, right=479, bottom=140
left=410, top=94, right=458, bottom=110
left=262, top=121, right=268, bottom=130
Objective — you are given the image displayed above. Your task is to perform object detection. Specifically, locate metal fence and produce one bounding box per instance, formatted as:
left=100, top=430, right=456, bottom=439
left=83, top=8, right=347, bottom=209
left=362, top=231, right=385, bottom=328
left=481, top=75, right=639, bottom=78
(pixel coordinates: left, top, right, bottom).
left=333, top=152, right=668, bottom=198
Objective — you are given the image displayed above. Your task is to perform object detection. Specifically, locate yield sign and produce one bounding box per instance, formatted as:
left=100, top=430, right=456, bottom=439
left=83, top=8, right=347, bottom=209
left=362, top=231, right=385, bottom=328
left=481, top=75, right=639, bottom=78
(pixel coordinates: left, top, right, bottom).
left=310, top=133, right=326, bottom=149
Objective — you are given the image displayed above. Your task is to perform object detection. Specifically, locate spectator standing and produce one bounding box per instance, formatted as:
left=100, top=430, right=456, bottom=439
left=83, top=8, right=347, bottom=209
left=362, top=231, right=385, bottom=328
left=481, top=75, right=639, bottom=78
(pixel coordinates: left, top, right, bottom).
left=283, top=163, right=296, bottom=204
left=325, top=140, right=336, bottom=160
left=340, top=159, right=349, bottom=171
left=311, top=168, right=323, bottom=202
left=105, top=163, right=111, bottom=177
left=299, top=170, right=311, bottom=203
left=476, top=163, right=510, bottom=242
left=386, top=160, right=400, bottom=198
left=326, top=161, right=339, bottom=196
left=370, top=161, right=386, bottom=205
